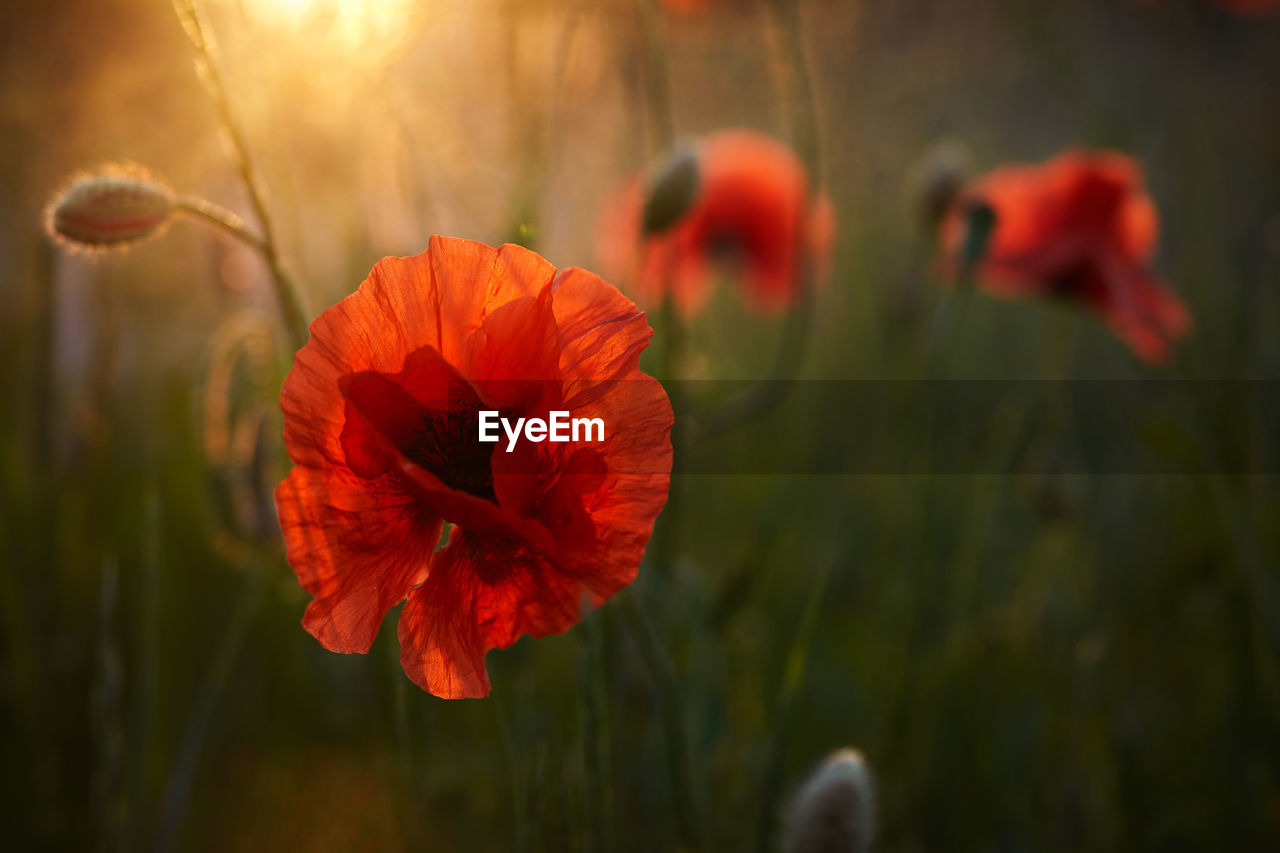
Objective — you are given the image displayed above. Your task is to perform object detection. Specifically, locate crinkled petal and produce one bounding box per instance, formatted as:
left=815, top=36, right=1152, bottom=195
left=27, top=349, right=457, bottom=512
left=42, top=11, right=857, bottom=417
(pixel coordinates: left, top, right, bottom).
left=422, top=237, right=557, bottom=364
left=276, top=465, right=442, bottom=653
left=552, top=266, right=653, bottom=404
left=397, top=374, right=672, bottom=700
left=282, top=237, right=553, bottom=469
left=399, top=531, right=580, bottom=699
left=1093, top=248, right=1192, bottom=364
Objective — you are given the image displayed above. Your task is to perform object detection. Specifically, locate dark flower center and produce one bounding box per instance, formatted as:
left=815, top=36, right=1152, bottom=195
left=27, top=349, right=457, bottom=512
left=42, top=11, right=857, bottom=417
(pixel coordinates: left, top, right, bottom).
left=405, top=398, right=496, bottom=502
left=706, top=228, right=744, bottom=261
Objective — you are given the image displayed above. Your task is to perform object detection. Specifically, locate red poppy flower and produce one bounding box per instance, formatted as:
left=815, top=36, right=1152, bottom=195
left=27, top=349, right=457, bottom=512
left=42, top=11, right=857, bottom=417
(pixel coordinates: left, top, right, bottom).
left=661, top=0, right=710, bottom=11
left=1217, top=0, right=1280, bottom=15
left=940, top=150, right=1191, bottom=363
left=275, top=237, right=673, bottom=698
left=597, top=129, right=836, bottom=316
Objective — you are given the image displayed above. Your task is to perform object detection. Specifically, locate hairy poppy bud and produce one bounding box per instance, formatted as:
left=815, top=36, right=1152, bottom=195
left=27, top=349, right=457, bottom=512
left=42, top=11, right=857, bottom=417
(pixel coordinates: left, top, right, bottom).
left=46, top=165, right=174, bottom=250
left=907, top=138, right=973, bottom=228
left=782, top=748, right=876, bottom=853
left=641, top=147, right=700, bottom=236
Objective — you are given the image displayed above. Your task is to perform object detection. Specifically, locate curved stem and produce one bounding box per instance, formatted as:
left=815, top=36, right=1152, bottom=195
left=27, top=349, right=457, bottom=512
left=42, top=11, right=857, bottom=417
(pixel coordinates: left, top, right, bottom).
left=636, top=0, right=675, bottom=153
left=154, top=569, right=265, bottom=853
left=755, top=559, right=833, bottom=853
left=619, top=591, right=702, bottom=851
left=173, top=195, right=266, bottom=254
left=684, top=0, right=823, bottom=443
left=631, top=8, right=700, bottom=847
left=578, top=608, right=613, bottom=853
left=171, top=0, right=309, bottom=352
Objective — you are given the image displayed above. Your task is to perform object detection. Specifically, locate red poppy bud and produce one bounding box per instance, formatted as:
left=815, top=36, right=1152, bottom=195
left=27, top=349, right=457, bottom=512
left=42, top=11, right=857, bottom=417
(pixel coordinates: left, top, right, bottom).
left=907, top=138, right=973, bottom=228
left=46, top=165, right=174, bottom=250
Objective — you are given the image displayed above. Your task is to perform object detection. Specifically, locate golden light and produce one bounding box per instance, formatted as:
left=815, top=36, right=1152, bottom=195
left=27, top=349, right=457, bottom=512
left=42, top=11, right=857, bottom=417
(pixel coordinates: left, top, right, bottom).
left=234, top=0, right=418, bottom=61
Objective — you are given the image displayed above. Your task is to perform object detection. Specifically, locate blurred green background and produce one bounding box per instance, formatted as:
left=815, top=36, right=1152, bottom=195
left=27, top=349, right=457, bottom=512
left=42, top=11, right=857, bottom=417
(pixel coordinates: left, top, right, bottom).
left=2, top=0, right=1279, bottom=850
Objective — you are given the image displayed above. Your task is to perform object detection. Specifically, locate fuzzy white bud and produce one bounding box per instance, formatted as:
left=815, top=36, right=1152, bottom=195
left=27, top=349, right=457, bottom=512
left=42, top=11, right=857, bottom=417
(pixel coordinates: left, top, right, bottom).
left=46, top=164, right=174, bottom=250
left=782, top=748, right=876, bottom=853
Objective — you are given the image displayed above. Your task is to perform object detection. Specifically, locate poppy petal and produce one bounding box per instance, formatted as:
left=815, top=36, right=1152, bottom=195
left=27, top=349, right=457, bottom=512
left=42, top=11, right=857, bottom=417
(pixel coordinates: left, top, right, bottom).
left=397, top=374, right=672, bottom=699
left=398, top=530, right=584, bottom=699
left=553, top=266, right=653, bottom=399
left=424, top=237, right=557, bottom=364
left=596, top=130, right=833, bottom=316
left=276, top=464, right=442, bottom=653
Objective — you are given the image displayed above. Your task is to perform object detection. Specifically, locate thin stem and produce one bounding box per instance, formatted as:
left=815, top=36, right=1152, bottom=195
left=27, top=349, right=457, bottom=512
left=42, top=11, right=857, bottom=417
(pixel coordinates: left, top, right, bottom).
left=154, top=569, right=264, bottom=853
left=173, top=196, right=267, bottom=254
left=755, top=560, right=832, bottom=853
left=636, top=0, right=675, bottom=152
left=578, top=608, right=613, bottom=853
left=1176, top=378, right=1280, bottom=719
left=92, top=555, right=126, bottom=851
left=685, top=0, right=822, bottom=443
left=492, top=691, right=530, bottom=853
left=171, top=0, right=309, bottom=352
left=631, top=6, right=700, bottom=848
left=126, top=488, right=161, bottom=850
left=619, top=591, right=702, bottom=851
left=921, top=284, right=973, bottom=379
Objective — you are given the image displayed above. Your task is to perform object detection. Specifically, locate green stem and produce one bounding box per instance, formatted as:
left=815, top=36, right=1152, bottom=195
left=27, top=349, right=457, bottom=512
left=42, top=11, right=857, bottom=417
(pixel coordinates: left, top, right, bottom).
left=173, top=195, right=266, bottom=254
left=492, top=691, right=530, bottom=853
left=578, top=608, right=613, bottom=853
left=636, top=0, right=675, bottom=152
left=754, top=560, right=832, bottom=853
left=685, top=0, right=822, bottom=443
left=620, top=591, right=702, bottom=851
left=126, top=488, right=160, bottom=850
left=631, top=6, right=700, bottom=848
left=154, top=569, right=265, bottom=853
left=171, top=0, right=309, bottom=352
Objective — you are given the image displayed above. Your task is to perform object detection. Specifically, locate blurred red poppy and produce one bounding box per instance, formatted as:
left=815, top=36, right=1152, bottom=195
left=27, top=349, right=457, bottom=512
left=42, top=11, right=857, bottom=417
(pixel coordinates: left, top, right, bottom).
left=1217, top=0, right=1280, bottom=15
left=940, top=150, right=1191, bottom=363
left=661, top=0, right=711, bottom=11
left=598, top=129, right=836, bottom=316
left=276, top=237, right=673, bottom=698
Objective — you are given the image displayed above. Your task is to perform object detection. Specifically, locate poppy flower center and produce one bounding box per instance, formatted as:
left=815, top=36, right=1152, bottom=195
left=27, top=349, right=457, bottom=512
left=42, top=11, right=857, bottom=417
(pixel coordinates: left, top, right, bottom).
left=706, top=228, right=744, bottom=262
left=404, top=398, right=497, bottom=502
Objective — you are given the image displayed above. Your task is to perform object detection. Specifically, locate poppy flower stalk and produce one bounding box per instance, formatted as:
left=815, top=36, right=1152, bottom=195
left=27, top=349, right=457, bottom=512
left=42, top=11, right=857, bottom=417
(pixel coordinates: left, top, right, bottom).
left=171, top=0, right=308, bottom=351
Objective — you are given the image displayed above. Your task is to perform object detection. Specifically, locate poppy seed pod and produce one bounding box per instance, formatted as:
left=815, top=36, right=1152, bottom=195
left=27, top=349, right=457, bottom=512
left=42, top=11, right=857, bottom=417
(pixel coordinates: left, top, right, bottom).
left=642, top=148, right=701, bottom=237
left=906, top=138, right=973, bottom=229
left=782, top=748, right=875, bottom=853
left=46, top=165, right=174, bottom=250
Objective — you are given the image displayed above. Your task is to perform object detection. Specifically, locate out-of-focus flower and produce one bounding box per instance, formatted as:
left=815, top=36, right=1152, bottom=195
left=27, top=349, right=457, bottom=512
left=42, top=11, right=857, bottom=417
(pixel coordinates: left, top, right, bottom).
left=661, top=0, right=712, bottom=13
left=940, top=150, right=1191, bottom=363
left=275, top=237, right=673, bottom=699
left=598, top=130, right=836, bottom=316
left=1217, top=0, right=1280, bottom=16
left=45, top=164, right=174, bottom=251
left=783, top=748, right=876, bottom=853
